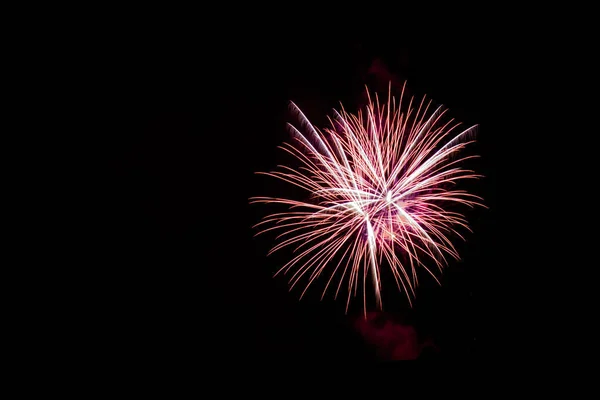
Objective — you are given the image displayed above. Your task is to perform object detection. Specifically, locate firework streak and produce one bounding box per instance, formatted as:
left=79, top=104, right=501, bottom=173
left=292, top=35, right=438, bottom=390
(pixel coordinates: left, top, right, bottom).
left=251, top=83, right=484, bottom=311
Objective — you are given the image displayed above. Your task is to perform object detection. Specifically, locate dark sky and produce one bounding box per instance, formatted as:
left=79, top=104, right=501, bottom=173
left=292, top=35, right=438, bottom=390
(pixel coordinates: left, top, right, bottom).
left=99, top=28, right=506, bottom=364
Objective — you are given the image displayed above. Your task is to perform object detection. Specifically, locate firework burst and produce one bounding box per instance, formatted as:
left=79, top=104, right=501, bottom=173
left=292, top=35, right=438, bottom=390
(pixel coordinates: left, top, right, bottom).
left=250, top=82, right=484, bottom=312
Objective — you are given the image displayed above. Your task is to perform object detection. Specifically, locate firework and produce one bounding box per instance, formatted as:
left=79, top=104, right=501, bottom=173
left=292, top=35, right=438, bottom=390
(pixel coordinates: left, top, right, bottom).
left=250, top=82, right=484, bottom=311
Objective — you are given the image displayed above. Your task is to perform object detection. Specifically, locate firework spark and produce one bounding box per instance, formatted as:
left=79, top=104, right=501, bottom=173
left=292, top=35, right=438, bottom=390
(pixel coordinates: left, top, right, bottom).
left=250, top=82, right=484, bottom=311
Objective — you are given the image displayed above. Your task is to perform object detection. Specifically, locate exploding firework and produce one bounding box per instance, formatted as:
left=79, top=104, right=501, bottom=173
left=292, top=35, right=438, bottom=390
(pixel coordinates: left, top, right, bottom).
left=250, top=82, right=484, bottom=311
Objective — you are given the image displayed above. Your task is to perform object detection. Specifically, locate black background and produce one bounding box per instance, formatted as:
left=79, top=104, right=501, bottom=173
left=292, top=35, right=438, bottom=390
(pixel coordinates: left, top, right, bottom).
left=95, top=19, right=545, bottom=366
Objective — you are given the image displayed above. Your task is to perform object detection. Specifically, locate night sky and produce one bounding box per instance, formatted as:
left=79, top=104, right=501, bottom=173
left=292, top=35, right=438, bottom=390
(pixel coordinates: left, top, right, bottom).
left=100, top=28, right=505, bottom=364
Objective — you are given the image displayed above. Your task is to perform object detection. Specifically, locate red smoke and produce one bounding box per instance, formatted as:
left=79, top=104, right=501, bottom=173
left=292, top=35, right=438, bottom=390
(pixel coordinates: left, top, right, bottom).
left=354, top=311, right=436, bottom=360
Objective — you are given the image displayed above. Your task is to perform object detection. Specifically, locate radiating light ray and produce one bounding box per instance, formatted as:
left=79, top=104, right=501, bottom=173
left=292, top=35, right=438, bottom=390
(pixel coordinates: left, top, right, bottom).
left=250, top=83, right=485, bottom=312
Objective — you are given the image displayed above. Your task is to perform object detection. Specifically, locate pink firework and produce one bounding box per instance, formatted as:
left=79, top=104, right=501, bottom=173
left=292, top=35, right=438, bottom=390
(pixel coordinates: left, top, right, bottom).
left=251, top=83, right=484, bottom=311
